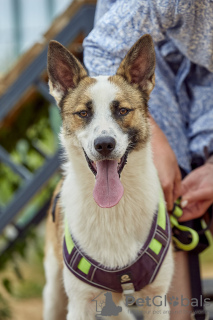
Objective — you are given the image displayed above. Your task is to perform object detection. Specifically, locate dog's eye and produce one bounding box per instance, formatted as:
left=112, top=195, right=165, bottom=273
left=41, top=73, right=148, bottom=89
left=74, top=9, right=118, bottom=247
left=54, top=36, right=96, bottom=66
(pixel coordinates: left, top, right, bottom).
left=119, top=108, right=129, bottom=116
left=79, top=111, right=88, bottom=118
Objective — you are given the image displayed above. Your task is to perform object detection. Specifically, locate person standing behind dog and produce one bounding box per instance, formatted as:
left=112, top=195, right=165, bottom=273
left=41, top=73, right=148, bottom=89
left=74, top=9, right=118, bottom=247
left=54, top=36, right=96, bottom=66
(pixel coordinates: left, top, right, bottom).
left=83, top=1, right=213, bottom=319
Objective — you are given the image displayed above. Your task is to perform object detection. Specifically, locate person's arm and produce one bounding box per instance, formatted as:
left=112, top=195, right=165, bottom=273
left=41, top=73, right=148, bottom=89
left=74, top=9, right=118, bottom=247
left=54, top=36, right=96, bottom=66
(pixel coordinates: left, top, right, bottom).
left=83, top=0, right=176, bottom=76
left=149, top=115, right=182, bottom=211
left=180, top=78, right=213, bottom=220
left=180, top=156, right=213, bottom=221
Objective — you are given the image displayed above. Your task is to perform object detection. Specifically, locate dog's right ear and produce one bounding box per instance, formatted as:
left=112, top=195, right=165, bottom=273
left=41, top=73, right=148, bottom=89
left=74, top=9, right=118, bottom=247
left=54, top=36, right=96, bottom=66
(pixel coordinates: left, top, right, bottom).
left=47, top=41, right=88, bottom=105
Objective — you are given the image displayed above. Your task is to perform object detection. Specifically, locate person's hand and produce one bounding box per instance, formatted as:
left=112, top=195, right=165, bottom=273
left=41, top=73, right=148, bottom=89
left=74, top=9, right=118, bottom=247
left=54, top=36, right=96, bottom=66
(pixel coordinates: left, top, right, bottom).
left=180, top=162, right=213, bottom=222
left=149, top=115, right=182, bottom=211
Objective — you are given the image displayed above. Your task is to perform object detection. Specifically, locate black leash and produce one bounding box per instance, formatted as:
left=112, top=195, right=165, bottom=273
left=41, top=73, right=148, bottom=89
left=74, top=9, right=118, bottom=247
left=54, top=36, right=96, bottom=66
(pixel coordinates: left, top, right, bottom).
left=185, top=219, right=208, bottom=320
left=187, top=157, right=211, bottom=320
left=173, top=165, right=211, bottom=320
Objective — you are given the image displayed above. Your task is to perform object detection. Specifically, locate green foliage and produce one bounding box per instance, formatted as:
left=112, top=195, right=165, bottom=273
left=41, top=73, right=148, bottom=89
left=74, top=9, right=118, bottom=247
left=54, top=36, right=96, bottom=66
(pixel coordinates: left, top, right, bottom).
left=0, top=294, right=11, bottom=319
left=0, top=93, right=61, bottom=317
left=13, top=280, right=44, bottom=299
left=0, top=94, right=61, bottom=207
left=2, top=279, right=13, bottom=295
left=0, top=229, right=37, bottom=274
left=0, top=224, right=46, bottom=319
left=0, top=164, right=22, bottom=206
left=200, top=242, right=213, bottom=263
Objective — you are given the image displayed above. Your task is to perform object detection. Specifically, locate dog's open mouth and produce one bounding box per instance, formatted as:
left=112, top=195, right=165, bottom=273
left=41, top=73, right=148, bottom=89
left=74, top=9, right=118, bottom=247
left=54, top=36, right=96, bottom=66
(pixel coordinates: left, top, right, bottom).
left=84, top=150, right=128, bottom=208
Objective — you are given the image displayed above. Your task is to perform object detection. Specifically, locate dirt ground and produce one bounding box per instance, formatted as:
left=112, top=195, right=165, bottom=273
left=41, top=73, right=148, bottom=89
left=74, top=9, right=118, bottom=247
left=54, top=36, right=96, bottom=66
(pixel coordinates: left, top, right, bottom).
left=9, top=297, right=42, bottom=320
left=0, top=237, right=45, bottom=320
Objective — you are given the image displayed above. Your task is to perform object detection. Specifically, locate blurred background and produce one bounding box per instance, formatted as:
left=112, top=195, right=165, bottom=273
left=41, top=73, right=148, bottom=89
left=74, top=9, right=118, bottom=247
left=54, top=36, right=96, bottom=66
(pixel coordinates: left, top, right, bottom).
left=0, top=0, right=95, bottom=319
left=0, top=0, right=73, bottom=73
left=0, top=1, right=212, bottom=320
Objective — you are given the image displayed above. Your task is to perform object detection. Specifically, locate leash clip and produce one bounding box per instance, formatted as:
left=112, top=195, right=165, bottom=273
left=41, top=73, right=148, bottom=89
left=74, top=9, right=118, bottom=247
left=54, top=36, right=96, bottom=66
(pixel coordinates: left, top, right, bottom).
left=170, top=200, right=199, bottom=251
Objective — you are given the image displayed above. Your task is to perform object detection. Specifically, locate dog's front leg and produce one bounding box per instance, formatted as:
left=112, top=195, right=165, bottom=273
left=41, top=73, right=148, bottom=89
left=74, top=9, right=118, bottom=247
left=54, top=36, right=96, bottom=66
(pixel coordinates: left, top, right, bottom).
left=66, top=300, right=95, bottom=320
left=137, top=245, right=173, bottom=320
left=43, top=245, right=67, bottom=320
left=63, top=267, right=102, bottom=320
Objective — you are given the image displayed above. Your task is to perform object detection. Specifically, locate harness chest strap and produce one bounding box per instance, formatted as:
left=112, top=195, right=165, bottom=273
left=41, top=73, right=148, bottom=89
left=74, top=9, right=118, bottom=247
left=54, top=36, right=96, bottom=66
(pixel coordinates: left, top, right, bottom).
left=63, top=196, right=171, bottom=293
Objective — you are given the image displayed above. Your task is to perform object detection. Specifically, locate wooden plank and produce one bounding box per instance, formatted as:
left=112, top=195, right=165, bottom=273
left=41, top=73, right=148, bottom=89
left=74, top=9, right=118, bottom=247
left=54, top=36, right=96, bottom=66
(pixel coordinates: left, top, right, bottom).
left=43, top=0, right=96, bottom=40
left=0, top=43, right=44, bottom=96
left=0, top=87, right=37, bottom=129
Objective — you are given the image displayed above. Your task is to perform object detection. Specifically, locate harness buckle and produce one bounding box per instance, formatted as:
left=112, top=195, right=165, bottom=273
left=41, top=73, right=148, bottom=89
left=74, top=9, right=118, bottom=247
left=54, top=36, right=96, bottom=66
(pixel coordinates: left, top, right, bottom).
left=121, top=283, right=135, bottom=305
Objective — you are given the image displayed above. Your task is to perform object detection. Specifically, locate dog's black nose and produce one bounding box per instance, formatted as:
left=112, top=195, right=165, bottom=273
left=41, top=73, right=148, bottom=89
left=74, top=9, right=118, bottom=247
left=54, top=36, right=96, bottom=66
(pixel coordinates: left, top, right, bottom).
left=94, top=136, right=116, bottom=156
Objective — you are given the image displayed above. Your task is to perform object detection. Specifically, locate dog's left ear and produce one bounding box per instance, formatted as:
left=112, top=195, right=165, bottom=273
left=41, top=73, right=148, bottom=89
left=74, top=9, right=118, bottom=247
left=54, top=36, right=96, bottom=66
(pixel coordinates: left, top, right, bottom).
left=116, top=34, right=155, bottom=94
left=47, top=40, right=87, bottom=105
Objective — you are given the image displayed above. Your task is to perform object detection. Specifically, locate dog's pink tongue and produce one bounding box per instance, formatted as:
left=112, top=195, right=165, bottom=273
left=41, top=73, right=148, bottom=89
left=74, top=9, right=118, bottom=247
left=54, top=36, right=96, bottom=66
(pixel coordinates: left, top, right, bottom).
left=93, top=160, right=124, bottom=208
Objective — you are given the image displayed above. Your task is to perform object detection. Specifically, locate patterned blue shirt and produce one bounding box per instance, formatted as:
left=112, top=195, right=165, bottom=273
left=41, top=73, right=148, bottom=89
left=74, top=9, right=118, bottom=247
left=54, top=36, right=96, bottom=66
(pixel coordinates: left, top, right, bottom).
left=83, top=0, right=213, bottom=172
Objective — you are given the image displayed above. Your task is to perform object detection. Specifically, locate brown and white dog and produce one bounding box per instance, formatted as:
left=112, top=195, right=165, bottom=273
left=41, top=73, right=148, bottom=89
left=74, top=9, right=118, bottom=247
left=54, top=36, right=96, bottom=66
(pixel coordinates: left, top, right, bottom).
left=43, top=35, right=173, bottom=320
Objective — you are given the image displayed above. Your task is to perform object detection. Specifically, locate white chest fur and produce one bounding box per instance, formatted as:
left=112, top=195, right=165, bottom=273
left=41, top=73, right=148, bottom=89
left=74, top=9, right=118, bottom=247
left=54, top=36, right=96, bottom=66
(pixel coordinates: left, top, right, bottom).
left=61, top=143, right=160, bottom=269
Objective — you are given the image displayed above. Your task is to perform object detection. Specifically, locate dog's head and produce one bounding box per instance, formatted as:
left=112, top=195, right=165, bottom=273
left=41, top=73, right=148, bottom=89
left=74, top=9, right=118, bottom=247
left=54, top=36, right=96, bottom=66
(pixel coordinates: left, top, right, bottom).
left=47, top=35, right=155, bottom=209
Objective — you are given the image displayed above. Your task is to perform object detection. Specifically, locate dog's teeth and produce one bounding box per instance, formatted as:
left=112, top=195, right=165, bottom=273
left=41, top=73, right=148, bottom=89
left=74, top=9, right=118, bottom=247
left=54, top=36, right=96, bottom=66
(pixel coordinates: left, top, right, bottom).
left=92, top=161, right=97, bottom=170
